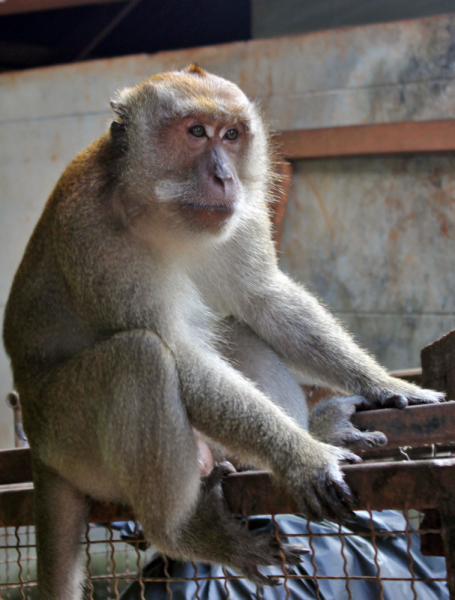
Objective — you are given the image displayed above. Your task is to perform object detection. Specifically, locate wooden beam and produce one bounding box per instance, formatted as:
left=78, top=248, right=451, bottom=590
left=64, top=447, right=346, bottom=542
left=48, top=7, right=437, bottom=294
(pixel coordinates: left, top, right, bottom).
left=0, top=0, right=125, bottom=17
left=275, top=120, right=455, bottom=160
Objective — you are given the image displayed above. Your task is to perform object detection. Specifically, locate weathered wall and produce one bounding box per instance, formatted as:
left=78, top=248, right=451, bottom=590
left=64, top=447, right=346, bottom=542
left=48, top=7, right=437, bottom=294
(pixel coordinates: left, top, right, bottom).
left=0, top=14, right=454, bottom=447
left=252, top=0, right=455, bottom=38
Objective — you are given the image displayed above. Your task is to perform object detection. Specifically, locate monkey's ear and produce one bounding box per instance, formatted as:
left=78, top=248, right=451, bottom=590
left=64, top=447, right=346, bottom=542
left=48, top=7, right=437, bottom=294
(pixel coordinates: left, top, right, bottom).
left=184, top=64, right=206, bottom=77
left=110, top=101, right=129, bottom=149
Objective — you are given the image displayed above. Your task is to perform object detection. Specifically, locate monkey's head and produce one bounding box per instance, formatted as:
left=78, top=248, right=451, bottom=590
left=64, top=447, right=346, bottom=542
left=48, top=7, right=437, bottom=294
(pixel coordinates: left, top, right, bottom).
left=110, top=65, right=270, bottom=237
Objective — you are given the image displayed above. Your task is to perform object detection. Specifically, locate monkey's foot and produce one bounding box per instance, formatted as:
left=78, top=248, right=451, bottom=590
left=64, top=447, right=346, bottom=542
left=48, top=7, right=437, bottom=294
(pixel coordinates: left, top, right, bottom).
left=237, top=538, right=308, bottom=586
left=309, top=395, right=387, bottom=450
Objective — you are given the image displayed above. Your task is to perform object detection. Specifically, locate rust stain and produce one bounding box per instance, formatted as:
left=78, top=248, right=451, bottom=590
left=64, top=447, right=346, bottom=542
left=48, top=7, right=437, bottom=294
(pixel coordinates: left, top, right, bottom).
left=50, top=154, right=57, bottom=162
left=302, top=172, right=334, bottom=235
left=385, top=195, right=401, bottom=210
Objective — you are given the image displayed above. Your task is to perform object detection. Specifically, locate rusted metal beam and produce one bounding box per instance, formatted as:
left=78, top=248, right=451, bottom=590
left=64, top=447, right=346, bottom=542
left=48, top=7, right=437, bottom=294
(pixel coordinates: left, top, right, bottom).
left=223, top=459, right=455, bottom=515
left=274, top=120, right=455, bottom=160
left=1, top=401, right=454, bottom=487
left=352, top=401, right=455, bottom=448
left=2, top=458, right=455, bottom=527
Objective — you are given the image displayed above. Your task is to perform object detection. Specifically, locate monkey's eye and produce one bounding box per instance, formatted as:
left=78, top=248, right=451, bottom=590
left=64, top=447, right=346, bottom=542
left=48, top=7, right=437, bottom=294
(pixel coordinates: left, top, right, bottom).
left=188, top=125, right=206, bottom=138
left=225, top=129, right=238, bottom=141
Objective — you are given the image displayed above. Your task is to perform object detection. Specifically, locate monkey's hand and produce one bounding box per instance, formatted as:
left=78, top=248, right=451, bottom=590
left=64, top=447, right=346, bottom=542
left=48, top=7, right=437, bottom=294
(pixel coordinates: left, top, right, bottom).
left=309, top=396, right=388, bottom=449
left=283, top=440, right=361, bottom=522
left=362, top=378, right=445, bottom=409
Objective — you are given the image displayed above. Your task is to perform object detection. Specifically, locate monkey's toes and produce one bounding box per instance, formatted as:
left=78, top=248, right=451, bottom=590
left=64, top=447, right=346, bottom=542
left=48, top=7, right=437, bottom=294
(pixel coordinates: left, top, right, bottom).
left=279, top=542, right=309, bottom=565
left=247, top=566, right=281, bottom=587
left=346, top=428, right=387, bottom=449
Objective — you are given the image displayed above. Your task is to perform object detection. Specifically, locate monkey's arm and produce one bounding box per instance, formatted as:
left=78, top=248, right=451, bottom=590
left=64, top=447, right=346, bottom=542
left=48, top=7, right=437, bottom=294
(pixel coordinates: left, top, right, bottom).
left=230, top=266, right=443, bottom=408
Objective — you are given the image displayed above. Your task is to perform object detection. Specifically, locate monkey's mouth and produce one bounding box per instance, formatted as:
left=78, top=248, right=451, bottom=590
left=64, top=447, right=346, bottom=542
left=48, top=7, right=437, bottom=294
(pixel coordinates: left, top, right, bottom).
left=180, top=201, right=235, bottom=231
left=182, top=203, right=234, bottom=212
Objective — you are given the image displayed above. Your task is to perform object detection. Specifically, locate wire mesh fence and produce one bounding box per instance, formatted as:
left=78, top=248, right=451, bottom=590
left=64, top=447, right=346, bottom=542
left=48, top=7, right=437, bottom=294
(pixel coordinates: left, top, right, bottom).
left=0, top=501, right=450, bottom=599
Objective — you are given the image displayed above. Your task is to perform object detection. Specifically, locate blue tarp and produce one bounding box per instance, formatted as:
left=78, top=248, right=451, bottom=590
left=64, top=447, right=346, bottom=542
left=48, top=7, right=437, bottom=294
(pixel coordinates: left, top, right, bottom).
left=118, top=511, right=448, bottom=599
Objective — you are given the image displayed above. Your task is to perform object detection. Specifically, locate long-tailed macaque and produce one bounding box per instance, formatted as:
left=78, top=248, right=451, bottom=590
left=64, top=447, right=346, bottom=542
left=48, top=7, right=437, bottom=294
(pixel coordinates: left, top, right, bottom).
left=3, top=65, right=443, bottom=597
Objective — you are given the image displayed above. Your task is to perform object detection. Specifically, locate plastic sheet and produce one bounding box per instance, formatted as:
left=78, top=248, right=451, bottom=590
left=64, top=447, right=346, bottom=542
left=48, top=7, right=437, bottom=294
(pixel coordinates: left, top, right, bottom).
left=118, top=511, right=448, bottom=599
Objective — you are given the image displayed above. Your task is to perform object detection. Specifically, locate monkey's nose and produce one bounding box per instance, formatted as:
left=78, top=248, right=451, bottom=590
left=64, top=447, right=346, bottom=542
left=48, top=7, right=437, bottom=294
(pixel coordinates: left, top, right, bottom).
left=212, top=172, right=234, bottom=192
left=213, top=173, right=230, bottom=187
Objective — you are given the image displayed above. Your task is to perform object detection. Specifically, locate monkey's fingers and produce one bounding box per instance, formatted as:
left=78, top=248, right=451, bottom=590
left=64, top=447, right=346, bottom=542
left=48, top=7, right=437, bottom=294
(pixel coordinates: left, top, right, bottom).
left=282, top=543, right=310, bottom=560
left=322, top=478, right=357, bottom=522
left=348, top=395, right=378, bottom=412
left=378, top=388, right=445, bottom=408
left=252, top=566, right=281, bottom=587
left=241, top=565, right=280, bottom=587
left=405, top=389, right=446, bottom=405
left=244, top=542, right=308, bottom=586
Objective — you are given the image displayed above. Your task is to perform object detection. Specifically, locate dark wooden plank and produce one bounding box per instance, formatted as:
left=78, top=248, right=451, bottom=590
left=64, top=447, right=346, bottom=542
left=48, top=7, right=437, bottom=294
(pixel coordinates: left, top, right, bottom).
left=275, top=120, right=455, bottom=160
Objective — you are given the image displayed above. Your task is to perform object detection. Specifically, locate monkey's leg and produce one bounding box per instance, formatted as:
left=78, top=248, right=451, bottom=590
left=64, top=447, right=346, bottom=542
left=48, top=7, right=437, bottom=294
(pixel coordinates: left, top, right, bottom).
left=29, top=331, right=305, bottom=588
left=308, top=395, right=387, bottom=449
left=32, top=458, right=89, bottom=600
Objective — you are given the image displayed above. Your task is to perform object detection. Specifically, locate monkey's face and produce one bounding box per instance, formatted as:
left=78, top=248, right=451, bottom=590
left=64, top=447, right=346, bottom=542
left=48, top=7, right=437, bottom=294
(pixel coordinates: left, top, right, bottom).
left=111, top=66, right=270, bottom=239
left=153, top=114, right=249, bottom=233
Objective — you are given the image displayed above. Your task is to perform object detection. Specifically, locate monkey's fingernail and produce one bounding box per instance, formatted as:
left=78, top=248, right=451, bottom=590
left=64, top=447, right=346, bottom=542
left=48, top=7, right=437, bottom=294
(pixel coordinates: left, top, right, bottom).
left=393, top=395, right=408, bottom=408
left=348, top=453, right=362, bottom=464
left=295, top=545, right=310, bottom=555
left=219, top=460, right=237, bottom=474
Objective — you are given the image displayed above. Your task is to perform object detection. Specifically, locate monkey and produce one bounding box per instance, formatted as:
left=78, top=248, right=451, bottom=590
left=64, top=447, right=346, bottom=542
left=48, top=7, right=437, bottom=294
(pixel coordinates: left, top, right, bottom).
left=3, top=64, right=444, bottom=598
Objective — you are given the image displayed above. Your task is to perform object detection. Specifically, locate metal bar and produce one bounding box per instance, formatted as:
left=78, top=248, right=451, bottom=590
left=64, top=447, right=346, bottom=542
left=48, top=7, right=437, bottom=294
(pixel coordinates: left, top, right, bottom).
left=75, top=0, right=143, bottom=61
left=274, top=120, right=455, bottom=160
left=352, top=401, right=455, bottom=448
left=0, top=0, right=125, bottom=16
left=222, top=459, right=455, bottom=516
left=439, top=500, right=455, bottom=600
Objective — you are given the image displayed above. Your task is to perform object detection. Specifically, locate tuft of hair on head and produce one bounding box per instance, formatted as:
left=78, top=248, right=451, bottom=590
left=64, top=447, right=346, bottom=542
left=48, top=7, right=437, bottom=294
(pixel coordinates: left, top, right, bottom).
left=184, top=64, right=207, bottom=77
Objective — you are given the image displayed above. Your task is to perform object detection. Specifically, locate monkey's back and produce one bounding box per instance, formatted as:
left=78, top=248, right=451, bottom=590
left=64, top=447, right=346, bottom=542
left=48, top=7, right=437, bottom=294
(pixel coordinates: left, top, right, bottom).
left=3, top=134, right=123, bottom=386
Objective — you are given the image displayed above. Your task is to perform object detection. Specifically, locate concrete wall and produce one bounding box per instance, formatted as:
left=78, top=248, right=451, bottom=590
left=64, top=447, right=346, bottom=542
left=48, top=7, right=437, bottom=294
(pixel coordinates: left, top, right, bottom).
left=0, top=14, right=454, bottom=448
left=252, top=0, right=455, bottom=38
